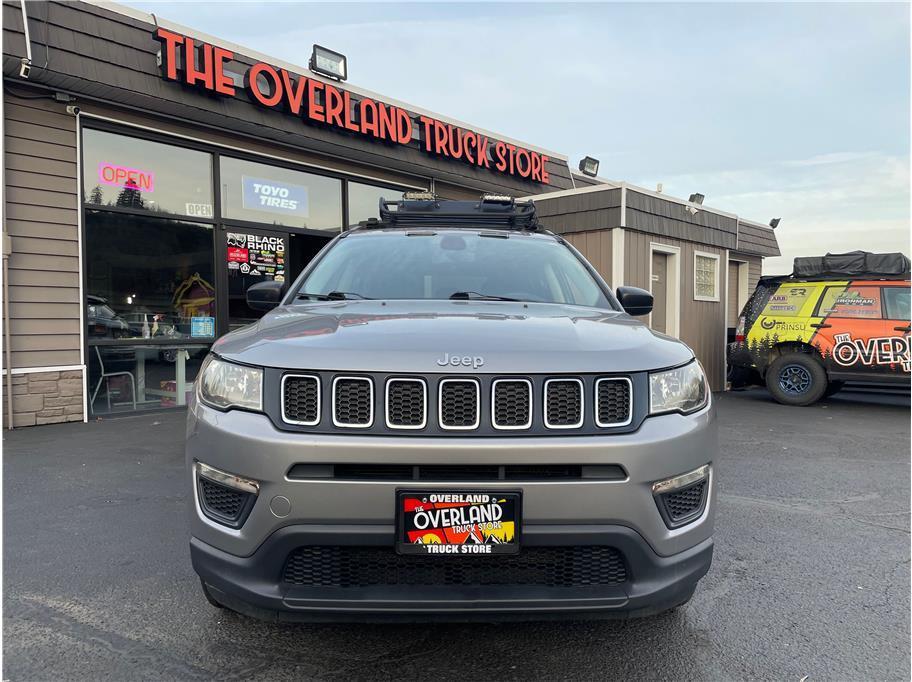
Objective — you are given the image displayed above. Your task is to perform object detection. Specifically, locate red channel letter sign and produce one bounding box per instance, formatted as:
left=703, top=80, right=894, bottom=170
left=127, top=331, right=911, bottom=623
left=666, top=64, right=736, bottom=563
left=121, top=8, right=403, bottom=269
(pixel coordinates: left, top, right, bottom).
left=153, top=28, right=550, bottom=184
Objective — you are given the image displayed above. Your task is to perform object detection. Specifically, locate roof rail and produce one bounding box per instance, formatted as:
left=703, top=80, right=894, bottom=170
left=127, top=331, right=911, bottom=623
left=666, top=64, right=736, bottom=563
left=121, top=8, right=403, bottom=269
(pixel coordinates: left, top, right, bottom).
left=366, top=194, right=542, bottom=231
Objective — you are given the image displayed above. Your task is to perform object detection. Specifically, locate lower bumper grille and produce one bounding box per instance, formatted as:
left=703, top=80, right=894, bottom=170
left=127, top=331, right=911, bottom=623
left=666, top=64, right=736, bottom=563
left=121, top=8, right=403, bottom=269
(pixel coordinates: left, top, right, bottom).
left=282, top=546, right=628, bottom=588
left=657, top=479, right=708, bottom=528
left=198, top=476, right=255, bottom=529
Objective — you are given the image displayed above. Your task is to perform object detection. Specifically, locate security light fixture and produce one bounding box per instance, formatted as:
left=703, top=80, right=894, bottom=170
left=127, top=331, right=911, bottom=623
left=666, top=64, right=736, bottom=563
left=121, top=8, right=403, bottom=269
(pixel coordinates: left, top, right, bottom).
left=769, top=218, right=781, bottom=229
left=656, top=183, right=663, bottom=193
left=309, top=45, right=347, bottom=81
left=688, top=193, right=705, bottom=205
left=578, top=156, right=600, bottom=177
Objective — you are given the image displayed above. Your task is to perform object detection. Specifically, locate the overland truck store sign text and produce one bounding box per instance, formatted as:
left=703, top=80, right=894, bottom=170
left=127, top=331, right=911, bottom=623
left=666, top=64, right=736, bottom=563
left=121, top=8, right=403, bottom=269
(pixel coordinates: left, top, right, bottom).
left=154, top=29, right=552, bottom=184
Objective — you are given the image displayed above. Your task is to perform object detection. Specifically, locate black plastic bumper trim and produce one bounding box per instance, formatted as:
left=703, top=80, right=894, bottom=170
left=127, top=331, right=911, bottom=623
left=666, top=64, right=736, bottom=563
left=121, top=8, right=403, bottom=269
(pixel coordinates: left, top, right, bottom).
left=190, top=524, right=713, bottom=622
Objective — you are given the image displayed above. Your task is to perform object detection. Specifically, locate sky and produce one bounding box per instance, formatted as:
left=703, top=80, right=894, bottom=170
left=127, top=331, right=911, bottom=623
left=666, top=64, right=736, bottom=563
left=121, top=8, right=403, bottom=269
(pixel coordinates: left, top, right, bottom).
left=121, top=1, right=911, bottom=274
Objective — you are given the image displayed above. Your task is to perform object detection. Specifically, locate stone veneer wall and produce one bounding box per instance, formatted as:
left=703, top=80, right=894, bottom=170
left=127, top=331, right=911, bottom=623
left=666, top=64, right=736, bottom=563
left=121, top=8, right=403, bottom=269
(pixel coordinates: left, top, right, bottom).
left=2, top=370, right=85, bottom=427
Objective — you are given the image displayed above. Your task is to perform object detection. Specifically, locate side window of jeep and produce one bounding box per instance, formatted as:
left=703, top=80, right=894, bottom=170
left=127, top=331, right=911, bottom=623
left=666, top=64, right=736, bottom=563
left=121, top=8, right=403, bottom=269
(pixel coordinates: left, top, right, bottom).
left=760, top=285, right=817, bottom=317
left=883, top=286, right=911, bottom=321
left=816, top=286, right=883, bottom=319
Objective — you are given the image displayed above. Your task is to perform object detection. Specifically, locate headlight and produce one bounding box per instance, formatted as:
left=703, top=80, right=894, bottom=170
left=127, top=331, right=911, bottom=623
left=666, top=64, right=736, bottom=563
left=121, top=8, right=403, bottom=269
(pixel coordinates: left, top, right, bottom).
left=649, top=360, right=708, bottom=415
left=198, top=356, right=263, bottom=412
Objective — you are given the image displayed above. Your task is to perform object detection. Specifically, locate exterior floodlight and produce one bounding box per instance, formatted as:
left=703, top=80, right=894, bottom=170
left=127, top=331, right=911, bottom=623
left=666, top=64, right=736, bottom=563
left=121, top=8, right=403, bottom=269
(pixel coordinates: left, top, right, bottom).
left=309, top=45, right=347, bottom=81
left=578, top=156, right=600, bottom=177
left=688, top=193, right=705, bottom=205
left=656, top=183, right=663, bottom=193
left=769, top=218, right=781, bottom=229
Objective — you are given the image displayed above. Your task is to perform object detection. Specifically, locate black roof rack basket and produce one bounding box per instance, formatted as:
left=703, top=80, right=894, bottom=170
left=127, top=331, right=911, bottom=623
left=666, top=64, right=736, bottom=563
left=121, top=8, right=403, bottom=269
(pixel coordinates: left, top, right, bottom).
left=372, top=194, right=541, bottom=231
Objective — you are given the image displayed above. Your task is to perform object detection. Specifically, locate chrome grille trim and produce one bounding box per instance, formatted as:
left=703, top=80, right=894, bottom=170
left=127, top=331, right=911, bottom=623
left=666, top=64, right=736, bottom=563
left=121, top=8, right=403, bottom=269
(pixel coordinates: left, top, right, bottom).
left=491, top=378, right=533, bottom=430
left=385, top=378, right=428, bottom=430
left=543, top=378, right=584, bottom=430
left=331, top=376, right=374, bottom=428
left=281, top=374, right=321, bottom=426
left=594, top=377, right=633, bottom=428
left=438, top=378, right=481, bottom=430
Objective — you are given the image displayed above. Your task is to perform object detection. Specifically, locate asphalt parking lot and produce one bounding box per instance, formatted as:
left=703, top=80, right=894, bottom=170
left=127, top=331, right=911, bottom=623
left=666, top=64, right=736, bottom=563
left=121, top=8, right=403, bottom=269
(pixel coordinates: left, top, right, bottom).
left=3, top=388, right=910, bottom=681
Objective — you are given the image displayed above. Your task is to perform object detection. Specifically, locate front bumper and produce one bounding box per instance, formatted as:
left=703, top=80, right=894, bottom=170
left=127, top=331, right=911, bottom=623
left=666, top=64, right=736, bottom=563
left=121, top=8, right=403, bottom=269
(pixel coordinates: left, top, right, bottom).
left=187, top=398, right=716, bottom=619
left=187, top=400, right=717, bottom=558
left=192, top=524, right=713, bottom=622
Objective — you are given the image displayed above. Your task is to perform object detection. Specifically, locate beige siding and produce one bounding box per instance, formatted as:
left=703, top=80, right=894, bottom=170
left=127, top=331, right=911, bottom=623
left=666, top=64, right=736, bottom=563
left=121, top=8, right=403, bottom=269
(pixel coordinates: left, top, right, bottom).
left=624, top=230, right=727, bottom=391
left=744, top=254, right=763, bottom=294
left=3, top=97, right=81, bottom=368
left=562, top=229, right=613, bottom=285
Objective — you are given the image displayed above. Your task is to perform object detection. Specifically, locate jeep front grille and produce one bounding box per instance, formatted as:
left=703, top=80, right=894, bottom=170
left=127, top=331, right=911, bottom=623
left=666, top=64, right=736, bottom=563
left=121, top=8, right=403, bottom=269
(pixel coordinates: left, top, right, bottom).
left=492, top=379, right=532, bottom=429
left=438, top=379, right=480, bottom=430
left=595, top=378, right=632, bottom=427
left=544, top=378, right=584, bottom=428
left=332, top=377, right=374, bottom=428
left=275, top=371, right=635, bottom=435
left=282, top=375, right=320, bottom=425
left=386, top=379, right=426, bottom=429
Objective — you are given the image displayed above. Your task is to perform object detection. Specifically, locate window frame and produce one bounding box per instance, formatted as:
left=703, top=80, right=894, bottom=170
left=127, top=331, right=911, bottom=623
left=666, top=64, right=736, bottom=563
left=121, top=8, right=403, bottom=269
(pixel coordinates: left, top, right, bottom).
left=883, top=285, right=912, bottom=321
left=693, top=250, right=721, bottom=303
left=217, top=154, right=346, bottom=232
left=83, top=209, right=218, bottom=344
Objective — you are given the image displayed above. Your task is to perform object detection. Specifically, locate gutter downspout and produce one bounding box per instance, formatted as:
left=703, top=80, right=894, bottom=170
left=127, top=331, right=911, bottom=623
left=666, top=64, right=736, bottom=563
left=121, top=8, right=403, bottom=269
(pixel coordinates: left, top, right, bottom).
left=3, top=234, right=12, bottom=431
left=18, top=0, right=33, bottom=79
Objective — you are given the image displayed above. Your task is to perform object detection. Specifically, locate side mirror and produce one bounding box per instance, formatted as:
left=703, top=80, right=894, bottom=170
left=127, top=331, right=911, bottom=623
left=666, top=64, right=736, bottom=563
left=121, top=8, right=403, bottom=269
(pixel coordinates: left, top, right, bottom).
left=616, top=286, right=653, bottom=317
left=246, top=280, right=286, bottom=311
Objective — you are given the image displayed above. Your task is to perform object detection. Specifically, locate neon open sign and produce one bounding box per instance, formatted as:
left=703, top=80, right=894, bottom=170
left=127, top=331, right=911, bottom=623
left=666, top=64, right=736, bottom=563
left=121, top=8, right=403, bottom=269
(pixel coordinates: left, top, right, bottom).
left=98, top=162, right=155, bottom=192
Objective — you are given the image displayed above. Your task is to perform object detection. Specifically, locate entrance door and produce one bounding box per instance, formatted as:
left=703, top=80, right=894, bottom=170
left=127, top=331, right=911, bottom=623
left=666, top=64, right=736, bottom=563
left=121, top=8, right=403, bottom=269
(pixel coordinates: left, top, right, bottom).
left=222, top=229, right=332, bottom=332
left=225, top=228, right=288, bottom=331
left=727, top=262, right=741, bottom=328
left=651, top=252, right=668, bottom=333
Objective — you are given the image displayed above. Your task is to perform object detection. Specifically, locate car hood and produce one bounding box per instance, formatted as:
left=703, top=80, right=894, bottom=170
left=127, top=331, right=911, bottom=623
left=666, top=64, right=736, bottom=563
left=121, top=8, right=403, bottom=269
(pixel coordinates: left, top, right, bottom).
left=213, top=300, right=693, bottom=373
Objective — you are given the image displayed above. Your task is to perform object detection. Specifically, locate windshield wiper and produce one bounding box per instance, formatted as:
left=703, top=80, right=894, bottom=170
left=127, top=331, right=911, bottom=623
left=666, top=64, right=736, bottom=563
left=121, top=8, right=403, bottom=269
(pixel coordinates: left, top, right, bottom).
left=449, top=291, right=519, bottom=301
left=296, top=291, right=373, bottom=301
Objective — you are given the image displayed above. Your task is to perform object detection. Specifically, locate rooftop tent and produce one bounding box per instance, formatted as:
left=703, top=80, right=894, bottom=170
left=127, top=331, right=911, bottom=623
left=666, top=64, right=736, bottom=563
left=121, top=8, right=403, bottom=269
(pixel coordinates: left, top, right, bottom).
left=792, top=251, right=911, bottom=279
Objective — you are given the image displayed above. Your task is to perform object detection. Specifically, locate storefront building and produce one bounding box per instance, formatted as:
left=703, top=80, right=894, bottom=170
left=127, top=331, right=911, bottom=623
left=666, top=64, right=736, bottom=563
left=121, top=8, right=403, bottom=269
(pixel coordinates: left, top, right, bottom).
left=2, top=0, right=777, bottom=427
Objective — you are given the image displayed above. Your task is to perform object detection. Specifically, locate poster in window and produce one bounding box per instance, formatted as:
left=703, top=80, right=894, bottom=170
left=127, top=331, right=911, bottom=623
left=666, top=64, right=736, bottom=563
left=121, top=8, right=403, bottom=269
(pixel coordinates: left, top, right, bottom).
left=226, top=232, right=285, bottom=280
left=241, top=176, right=309, bottom=217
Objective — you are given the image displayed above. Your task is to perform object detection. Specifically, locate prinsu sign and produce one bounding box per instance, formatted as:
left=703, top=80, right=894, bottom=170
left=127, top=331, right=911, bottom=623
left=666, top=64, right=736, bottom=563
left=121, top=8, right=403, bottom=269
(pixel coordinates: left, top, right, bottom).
left=153, top=29, right=551, bottom=184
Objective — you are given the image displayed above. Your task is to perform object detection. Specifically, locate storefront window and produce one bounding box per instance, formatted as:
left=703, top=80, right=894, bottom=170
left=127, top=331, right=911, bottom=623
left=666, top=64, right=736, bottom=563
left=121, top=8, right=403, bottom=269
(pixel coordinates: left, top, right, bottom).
left=85, top=211, right=216, bottom=341
left=88, top=344, right=209, bottom=415
left=82, top=129, right=214, bottom=218
left=219, top=156, right=342, bottom=230
left=348, top=181, right=407, bottom=225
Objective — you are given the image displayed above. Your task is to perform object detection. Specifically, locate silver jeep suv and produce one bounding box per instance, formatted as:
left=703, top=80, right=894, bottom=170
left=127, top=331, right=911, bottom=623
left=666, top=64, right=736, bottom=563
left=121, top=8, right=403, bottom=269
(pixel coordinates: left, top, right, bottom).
left=187, top=195, right=716, bottom=621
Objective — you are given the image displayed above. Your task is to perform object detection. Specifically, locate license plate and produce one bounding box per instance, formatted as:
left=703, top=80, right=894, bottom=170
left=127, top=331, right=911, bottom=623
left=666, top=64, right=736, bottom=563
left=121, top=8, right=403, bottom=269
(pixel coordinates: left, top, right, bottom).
left=396, top=490, right=521, bottom=555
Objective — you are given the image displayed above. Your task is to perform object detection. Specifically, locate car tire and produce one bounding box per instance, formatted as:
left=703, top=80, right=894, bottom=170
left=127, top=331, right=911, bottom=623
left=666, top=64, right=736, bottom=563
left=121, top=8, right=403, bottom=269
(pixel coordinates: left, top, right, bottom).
left=765, top=353, right=828, bottom=406
left=200, top=580, right=225, bottom=609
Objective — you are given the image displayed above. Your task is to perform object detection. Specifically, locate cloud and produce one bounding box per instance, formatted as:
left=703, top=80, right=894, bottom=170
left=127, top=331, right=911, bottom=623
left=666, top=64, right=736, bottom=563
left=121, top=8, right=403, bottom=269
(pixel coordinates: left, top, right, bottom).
left=783, top=152, right=881, bottom=167
left=648, top=151, right=910, bottom=274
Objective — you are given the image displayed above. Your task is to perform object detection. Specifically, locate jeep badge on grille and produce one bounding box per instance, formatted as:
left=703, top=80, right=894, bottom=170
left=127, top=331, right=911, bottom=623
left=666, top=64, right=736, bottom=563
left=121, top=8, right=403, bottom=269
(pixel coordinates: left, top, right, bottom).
left=436, top=353, right=485, bottom=369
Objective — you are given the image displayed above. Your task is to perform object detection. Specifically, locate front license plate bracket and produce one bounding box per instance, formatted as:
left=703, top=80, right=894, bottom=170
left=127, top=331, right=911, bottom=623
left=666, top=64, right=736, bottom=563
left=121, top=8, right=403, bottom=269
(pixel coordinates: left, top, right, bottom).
left=395, top=489, right=522, bottom=555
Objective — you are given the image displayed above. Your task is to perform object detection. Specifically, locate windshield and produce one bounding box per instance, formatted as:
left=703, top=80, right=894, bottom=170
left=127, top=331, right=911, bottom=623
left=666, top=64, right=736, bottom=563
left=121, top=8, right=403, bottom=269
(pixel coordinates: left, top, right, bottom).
left=295, top=230, right=614, bottom=308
